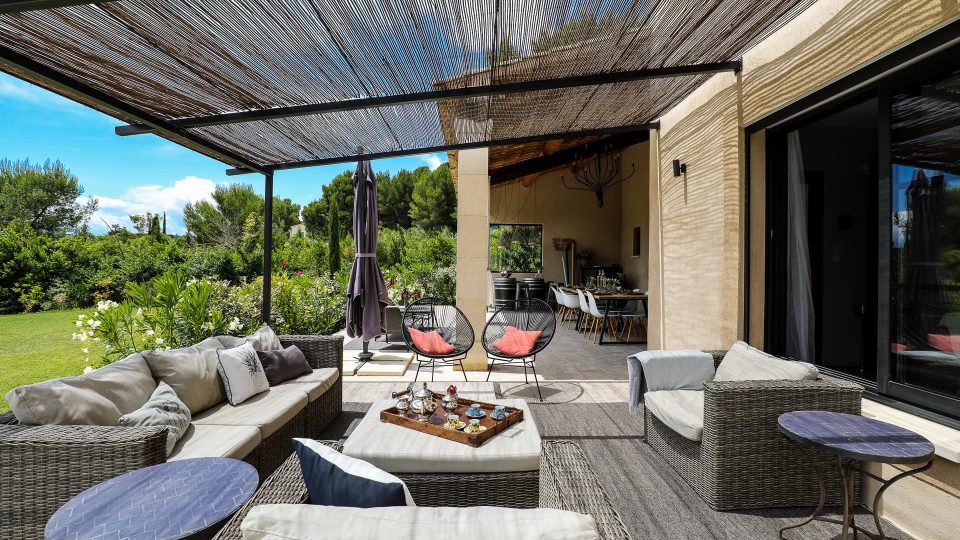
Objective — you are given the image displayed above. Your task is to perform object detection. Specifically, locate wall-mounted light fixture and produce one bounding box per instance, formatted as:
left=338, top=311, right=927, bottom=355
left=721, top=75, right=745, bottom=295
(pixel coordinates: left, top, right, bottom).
left=672, top=159, right=687, bottom=177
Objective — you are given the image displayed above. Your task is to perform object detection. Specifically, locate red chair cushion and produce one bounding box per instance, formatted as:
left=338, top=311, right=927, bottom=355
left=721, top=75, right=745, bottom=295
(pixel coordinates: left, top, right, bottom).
left=493, top=326, right=542, bottom=356
left=408, top=327, right=455, bottom=355
left=928, top=334, right=960, bottom=353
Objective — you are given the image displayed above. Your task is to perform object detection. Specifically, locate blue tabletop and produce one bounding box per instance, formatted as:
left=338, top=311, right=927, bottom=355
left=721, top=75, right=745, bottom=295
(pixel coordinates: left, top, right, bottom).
left=778, top=411, right=935, bottom=464
left=46, top=457, right=258, bottom=540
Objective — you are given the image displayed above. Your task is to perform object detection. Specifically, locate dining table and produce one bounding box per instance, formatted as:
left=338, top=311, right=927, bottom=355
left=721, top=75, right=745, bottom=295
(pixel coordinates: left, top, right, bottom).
left=562, top=287, right=648, bottom=345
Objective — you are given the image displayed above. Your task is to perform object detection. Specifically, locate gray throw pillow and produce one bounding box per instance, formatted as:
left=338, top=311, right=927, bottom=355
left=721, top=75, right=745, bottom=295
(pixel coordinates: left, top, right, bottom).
left=257, top=345, right=313, bottom=385
left=142, top=345, right=225, bottom=414
left=217, top=342, right=270, bottom=405
left=119, top=381, right=191, bottom=456
left=218, top=325, right=283, bottom=352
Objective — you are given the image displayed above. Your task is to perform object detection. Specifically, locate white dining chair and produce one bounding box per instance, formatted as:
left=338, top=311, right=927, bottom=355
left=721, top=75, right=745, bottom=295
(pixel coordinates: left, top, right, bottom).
left=618, top=298, right=647, bottom=342
left=586, top=290, right=622, bottom=343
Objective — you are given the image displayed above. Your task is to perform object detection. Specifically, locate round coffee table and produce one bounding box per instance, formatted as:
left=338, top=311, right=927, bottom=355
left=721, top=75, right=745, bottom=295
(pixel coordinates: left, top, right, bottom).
left=45, top=457, right=258, bottom=540
left=777, top=410, right=934, bottom=540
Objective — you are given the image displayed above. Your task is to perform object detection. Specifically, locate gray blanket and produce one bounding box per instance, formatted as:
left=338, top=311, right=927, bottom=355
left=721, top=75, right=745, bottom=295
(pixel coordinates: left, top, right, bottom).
left=627, top=349, right=715, bottom=411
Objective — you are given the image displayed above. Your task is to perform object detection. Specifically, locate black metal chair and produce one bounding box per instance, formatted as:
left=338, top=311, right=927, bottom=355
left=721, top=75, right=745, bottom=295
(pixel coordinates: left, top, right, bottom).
left=481, top=298, right=556, bottom=401
left=401, top=297, right=474, bottom=382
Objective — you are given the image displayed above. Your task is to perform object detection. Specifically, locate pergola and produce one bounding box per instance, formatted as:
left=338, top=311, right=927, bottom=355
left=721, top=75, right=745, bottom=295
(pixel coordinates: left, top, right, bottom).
left=0, top=0, right=815, bottom=320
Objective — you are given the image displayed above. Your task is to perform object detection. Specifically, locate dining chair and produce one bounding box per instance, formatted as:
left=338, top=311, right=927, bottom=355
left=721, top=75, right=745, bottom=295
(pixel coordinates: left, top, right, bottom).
left=618, top=299, right=647, bottom=342
left=575, top=289, right=591, bottom=336
left=586, top=291, right=622, bottom=343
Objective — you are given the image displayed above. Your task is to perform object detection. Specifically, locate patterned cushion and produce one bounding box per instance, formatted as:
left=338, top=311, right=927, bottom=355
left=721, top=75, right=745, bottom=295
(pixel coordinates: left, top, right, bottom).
left=294, top=438, right=415, bottom=507
left=216, top=342, right=270, bottom=406
left=118, top=381, right=191, bottom=456
left=407, top=327, right=455, bottom=355
left=492, top=326, right=541, bottom=356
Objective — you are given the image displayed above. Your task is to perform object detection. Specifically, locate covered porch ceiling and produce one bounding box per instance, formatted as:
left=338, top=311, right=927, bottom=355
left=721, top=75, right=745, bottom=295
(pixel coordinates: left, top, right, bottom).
left=0, top=0, right=816, bottom=176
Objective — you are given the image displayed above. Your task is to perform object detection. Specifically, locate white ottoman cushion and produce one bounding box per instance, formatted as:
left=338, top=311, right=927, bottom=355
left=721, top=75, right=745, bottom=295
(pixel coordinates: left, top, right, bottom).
left=342, top=399, right=540, bottom=473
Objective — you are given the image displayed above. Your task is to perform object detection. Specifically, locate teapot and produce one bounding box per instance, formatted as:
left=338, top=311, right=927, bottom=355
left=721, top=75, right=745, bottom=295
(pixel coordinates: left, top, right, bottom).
left=410, top=382, right=437, bottom=422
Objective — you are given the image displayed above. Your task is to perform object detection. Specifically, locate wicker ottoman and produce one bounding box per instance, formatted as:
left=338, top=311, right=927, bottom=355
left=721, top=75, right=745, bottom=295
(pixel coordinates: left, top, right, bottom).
left=342, top=398, right=541, bottom=508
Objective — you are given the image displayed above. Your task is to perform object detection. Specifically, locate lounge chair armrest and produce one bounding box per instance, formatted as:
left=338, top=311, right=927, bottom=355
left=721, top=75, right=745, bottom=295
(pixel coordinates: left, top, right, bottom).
left=280, top=334, right=344, bottom=374
left=702, top=376, right=863, bottom=446
left=0, top=424, right=168, bottom=536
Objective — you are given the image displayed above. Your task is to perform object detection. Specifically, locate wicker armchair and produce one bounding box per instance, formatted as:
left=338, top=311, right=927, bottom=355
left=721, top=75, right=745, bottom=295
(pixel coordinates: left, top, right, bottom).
left=643, top=350, right=863, bottom=511
left=481, top=298, right=556, bottom=401
left=401, top=297, right=474, bottom=382
left=0, top=334, right=342, bottom=540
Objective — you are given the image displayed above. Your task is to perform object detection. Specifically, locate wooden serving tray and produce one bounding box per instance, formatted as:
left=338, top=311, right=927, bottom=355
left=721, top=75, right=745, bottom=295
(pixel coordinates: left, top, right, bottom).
left=380, top=393, right=524, bottom=448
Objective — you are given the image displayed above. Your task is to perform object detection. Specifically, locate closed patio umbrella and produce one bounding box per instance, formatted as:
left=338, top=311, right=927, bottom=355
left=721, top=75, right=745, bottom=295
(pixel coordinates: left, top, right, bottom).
left=902, top=169, right=949, bottom=347
left=346, top=157, right=389, bottom=366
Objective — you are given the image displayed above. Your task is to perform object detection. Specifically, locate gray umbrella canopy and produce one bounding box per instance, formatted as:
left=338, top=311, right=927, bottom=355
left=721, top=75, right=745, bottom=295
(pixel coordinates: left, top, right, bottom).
left=346, top=160, right=389, bottom=341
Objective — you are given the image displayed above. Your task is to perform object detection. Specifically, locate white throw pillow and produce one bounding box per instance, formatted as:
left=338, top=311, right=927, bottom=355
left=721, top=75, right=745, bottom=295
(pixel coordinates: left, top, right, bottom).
left=240, top=504, right=599, bottom=540
left=118, top=381, right=191, bottom=456
left=216, top=342, right=270, bottom=405
left=714, top=341, right=819, bottom=382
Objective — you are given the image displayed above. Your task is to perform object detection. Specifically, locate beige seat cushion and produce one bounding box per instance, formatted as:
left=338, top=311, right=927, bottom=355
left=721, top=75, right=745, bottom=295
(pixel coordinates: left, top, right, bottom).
left=142, top=337, right=225, bottom=415
left=241, top=504, right=598, bottom=540
left=168, top=424, right=261, bottom=461
left=644, top=390, right=705, bottom=442
left=275, top=368, right=339, bottom=401
left=192, top=388, right=307, bottom=438
left=5, top=353, right=156, bottom=425
left=342, top=399, right=540, bottom=474
left=714, top=341, right=819, bottom=382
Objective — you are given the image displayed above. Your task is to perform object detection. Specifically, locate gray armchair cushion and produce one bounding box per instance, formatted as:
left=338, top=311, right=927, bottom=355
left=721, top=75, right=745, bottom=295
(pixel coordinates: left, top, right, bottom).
left=714, top=341, right=818, bottom=382
left=143, top=339, right=225, bottom=415
left=644, top=389, right=705, bottom=442
left=118, top=380, right=191, bottom=456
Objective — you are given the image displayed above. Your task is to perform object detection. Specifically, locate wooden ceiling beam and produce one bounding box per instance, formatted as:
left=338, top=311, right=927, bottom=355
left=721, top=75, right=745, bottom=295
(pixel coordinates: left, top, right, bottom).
left=489, top=131, right=649, bottom=186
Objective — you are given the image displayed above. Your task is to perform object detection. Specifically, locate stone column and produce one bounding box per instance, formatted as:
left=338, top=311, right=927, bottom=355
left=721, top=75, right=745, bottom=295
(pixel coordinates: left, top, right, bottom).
left=455, top=148, right=491, bottom=371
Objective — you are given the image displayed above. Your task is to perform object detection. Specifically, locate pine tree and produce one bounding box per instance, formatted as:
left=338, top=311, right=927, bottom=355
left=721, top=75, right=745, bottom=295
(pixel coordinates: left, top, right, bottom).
left=328, top=199, right=341, bottom=278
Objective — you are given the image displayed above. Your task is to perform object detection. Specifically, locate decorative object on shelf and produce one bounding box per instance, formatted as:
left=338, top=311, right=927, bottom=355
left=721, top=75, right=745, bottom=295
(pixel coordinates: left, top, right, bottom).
left=442, top=385, right=459, bottom=413
left=561, top=144, right=635, bottom=207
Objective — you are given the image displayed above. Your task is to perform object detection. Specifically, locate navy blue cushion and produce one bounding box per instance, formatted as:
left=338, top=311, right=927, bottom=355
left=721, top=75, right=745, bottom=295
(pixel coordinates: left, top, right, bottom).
left=293, top=438, right=415, bottom=507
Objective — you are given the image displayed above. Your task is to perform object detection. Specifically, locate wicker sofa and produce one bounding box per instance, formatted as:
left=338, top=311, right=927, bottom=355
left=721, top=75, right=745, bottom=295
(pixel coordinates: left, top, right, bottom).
left=0, top=333, right=343, bottom=539
left=642, top=349, right=862, bottom=511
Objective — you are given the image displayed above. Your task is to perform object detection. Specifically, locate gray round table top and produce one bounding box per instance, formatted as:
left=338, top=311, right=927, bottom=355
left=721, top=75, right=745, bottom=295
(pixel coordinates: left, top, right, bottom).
left=778, top=411, right=935, bottom=464
left=45, top=457, right=258, bottom=540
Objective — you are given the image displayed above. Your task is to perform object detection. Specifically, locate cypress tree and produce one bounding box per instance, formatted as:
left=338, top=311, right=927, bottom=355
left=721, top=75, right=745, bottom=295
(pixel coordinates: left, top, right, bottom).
left=328, top=199, right=341, bottom=278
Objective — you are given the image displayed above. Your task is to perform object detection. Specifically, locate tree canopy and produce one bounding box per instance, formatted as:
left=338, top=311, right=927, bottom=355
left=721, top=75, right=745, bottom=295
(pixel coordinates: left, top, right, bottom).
left=410, top=163, right=456, bottom=231
left=0, top=159, right=97, bottom=235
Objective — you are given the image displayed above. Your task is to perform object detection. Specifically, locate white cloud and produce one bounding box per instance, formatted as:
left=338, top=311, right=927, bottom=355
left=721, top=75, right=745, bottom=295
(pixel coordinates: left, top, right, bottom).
left=85, top=176, right=218, bottom=234
left=419, top=153, right=444, bottom=170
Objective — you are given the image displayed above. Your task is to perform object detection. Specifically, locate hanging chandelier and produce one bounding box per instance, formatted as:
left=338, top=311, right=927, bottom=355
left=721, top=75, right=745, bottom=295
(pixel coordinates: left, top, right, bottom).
left=560, top=144, right=635, bottom=207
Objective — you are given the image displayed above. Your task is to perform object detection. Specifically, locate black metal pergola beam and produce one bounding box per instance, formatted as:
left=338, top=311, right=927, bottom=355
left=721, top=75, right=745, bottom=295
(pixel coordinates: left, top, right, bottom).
left=120, top=61, right=740, bottom=136
left=0, top=42, right=269, bottom=175
left=225, top=122, right=660, bottom=175
left=0, top=1, right=116, bottom=14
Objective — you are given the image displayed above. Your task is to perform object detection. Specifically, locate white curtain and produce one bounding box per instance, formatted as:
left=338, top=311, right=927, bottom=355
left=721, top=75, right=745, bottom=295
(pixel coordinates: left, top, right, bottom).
left=786, top=131, right=815, bottom=363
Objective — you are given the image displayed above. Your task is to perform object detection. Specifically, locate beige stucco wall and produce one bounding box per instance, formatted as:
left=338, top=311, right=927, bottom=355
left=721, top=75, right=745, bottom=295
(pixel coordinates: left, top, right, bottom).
left=647, top=0, right=960, bottom=537
left=620, top=142, right=651, bottom=292
left=489, top=168, right=625, bottom=286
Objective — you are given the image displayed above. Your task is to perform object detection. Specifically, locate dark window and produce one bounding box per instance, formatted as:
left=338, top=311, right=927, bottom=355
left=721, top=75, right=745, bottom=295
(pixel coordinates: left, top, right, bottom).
left=632, top=227, right=642, bottom=257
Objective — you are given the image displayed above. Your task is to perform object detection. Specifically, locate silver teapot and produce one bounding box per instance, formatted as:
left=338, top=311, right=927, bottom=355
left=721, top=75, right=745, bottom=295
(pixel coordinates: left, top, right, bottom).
left=441, top=385, right=459, bottom=414
left=410, top=382, right=437, bottom=422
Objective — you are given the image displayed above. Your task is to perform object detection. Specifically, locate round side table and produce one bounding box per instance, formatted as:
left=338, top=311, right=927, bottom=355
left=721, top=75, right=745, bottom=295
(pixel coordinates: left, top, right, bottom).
left=777, top=410, right=934, bottom=540
left=45, top=457, right=258, bottom=540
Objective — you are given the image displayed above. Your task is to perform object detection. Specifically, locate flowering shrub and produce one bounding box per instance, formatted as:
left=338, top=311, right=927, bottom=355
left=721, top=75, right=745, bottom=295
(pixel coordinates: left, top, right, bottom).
left=74, top=271, right=346, bottom=369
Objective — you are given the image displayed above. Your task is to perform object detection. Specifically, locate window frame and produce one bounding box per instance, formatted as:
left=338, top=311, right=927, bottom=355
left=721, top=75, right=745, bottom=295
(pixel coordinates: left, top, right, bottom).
left=487, top=223, right=544, bottom=273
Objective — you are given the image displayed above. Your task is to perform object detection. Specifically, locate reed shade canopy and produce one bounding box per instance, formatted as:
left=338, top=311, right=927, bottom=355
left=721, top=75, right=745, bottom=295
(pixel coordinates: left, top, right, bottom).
left=0, top=0, right=817, bottom=173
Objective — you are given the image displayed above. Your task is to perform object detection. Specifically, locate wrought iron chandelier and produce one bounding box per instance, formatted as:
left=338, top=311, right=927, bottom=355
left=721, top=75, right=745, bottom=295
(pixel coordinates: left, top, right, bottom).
left=560, top=144, right=635, bottom=207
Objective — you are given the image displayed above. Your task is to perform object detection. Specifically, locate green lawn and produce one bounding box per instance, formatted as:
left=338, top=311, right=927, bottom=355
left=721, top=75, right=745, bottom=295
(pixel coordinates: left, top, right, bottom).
left=0, top=309, right=106, bottom=412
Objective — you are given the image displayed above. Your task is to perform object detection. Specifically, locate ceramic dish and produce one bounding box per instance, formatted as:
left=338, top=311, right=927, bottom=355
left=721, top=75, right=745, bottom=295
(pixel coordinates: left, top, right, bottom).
left=442, top=420, right=467, bottom=431
left=463, top=423, right=488, bottom=435
left=464, top=409, right=486, bottom=419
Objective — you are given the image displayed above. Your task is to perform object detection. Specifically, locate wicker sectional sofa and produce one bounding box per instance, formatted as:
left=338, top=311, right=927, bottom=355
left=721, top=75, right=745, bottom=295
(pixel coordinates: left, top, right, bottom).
left=0, top=333, right=343, bottom=539
left=642, top=349, right=863, bottom=511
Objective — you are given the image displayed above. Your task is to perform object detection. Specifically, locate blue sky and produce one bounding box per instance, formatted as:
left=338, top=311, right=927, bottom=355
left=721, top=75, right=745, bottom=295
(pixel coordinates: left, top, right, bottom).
left=0, top=72, right=445, bottom=234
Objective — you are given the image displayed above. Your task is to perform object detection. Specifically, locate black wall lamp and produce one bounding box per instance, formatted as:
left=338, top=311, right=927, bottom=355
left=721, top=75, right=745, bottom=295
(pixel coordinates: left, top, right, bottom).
left=672, top=159, right=687, bottom=177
